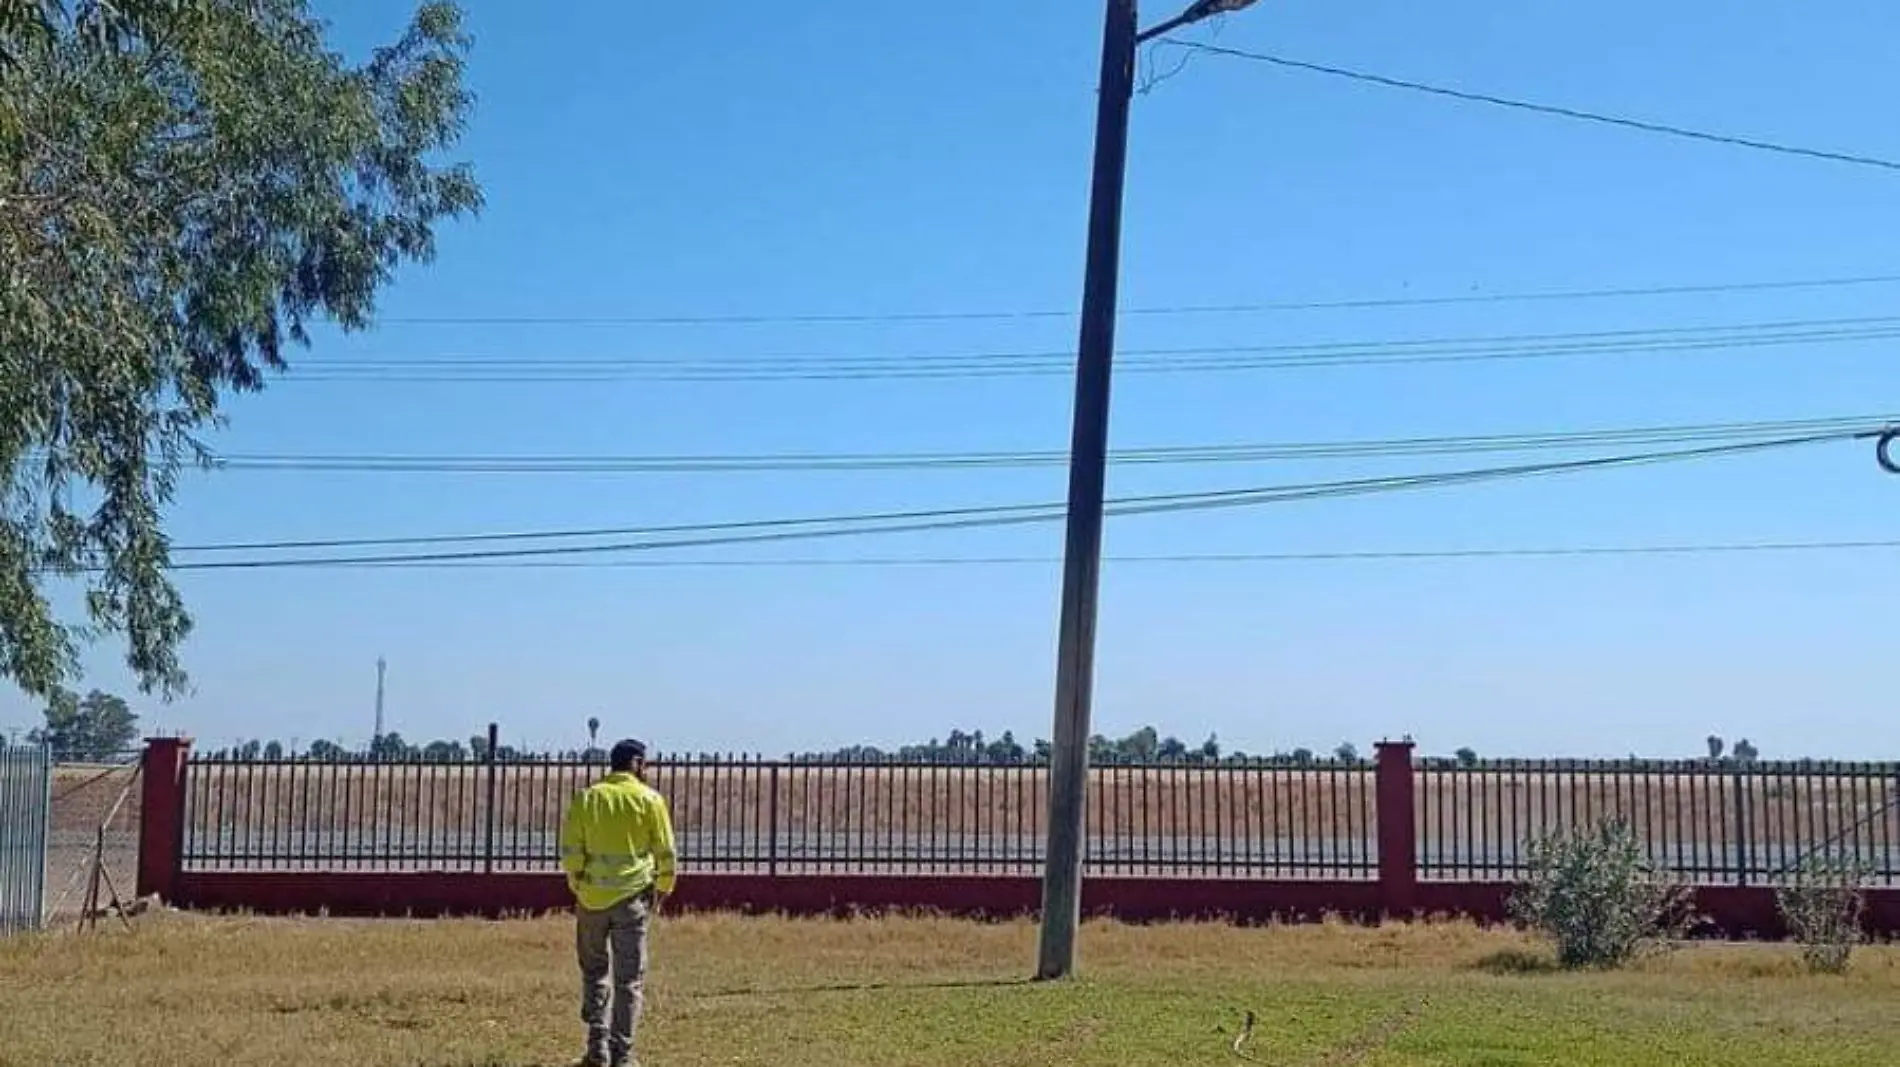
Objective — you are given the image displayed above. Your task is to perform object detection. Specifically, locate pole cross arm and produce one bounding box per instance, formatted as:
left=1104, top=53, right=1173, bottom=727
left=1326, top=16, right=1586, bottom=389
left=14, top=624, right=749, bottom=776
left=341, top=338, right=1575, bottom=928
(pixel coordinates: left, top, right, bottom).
left=1137, top=0, right=1260, bottom=43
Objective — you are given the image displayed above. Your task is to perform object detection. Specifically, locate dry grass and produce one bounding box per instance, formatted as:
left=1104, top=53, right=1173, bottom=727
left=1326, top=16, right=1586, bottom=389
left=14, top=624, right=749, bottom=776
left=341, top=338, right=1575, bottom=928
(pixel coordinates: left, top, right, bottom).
left=2, top=913, right=1897, bottom=1065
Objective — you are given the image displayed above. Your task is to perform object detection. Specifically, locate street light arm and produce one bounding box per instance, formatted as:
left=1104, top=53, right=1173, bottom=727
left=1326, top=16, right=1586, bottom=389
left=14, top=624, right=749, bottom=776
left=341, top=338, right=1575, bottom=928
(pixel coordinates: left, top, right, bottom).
left=1137, top=0, right=1260, bottom=43
left=1878, top=427, right=1899, bottom=474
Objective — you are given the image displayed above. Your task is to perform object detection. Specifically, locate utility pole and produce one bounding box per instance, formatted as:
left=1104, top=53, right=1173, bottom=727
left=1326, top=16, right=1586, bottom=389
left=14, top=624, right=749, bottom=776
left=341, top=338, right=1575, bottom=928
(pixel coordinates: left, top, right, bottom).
left=373, top=656, right=387, bottom=748
left=1037, top=0, right=1260, bottom=982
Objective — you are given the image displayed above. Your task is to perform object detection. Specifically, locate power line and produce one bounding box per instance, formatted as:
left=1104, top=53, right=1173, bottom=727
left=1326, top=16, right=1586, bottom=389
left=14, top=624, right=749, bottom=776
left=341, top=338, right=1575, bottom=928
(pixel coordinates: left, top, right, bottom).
left=262, top=538, right=1900, bottom=570
left=310, top=313, right=1900, bottom=366
left=1171, top=42, right=1900, bottom=174
left=371, top=273, right=1900, bottom=327
left=158, top=431, right=1864, bottom=567
left=197, top=413, right=1895, bottom=474
left=279, top=315, right=1900, bottom=382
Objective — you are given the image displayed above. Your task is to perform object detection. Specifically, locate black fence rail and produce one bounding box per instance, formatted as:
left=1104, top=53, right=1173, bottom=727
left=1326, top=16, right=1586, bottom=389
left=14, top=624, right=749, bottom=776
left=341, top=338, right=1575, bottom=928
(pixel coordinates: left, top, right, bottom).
left=179, top=753, right=1380, bottom=879
left=1416, top=760, right=1900, bottom=886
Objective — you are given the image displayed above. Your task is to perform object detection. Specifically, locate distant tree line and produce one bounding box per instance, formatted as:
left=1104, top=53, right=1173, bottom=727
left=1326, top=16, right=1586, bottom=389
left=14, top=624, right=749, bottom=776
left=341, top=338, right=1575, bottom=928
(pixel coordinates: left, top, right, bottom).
left=789, top=726, right=1371, bottom=767
left=204, top=732, right=547, bottom=763
left=13, top=696, right=1803, bottom=772
left=188, top=726, right=1375, bottom=767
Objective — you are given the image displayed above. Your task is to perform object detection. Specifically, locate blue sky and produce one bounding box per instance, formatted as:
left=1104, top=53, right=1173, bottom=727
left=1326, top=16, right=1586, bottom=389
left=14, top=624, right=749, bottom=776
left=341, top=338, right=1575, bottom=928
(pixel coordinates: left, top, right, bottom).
left=5, top=0, right=1899, bottom=759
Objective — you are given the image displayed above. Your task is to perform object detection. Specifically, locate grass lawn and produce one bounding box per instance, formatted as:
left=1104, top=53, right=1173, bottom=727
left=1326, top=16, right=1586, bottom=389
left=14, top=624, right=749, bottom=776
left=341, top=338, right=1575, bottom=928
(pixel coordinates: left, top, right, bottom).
left=1, top=913, right=1894, bottom=1066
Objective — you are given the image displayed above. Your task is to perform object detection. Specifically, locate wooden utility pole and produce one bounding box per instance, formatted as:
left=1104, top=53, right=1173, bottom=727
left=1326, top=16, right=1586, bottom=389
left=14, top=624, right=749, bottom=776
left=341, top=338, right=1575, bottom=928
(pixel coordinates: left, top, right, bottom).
left=1037, top=0, right=1261, bottom=982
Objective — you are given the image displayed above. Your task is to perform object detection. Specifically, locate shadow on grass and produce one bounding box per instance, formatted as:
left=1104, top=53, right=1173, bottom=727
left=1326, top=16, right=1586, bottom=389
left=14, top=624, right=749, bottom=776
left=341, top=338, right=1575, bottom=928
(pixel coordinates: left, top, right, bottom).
left=685, top=976, right=1035, bottom=1000
left=1472, top=948, right=1560, bottom=975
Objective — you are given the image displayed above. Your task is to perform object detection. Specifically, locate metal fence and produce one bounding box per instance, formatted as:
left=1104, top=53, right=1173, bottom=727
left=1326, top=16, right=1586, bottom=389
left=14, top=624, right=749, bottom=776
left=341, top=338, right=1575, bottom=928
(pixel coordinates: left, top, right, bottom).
left=1, top=746, right=53, bottom=936
left=181, top=754, right=1380, bottom=879
left=176, top=751, right=1900, bottom=887
left=1416, top=760, right=1900, bottom=885
left=43, top=753, right=143, bottom=922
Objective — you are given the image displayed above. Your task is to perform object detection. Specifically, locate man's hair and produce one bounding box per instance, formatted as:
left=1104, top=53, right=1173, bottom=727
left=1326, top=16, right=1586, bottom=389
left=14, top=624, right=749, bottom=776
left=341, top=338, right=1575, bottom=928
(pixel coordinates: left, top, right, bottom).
left=609, top=739, right=647, bottom=773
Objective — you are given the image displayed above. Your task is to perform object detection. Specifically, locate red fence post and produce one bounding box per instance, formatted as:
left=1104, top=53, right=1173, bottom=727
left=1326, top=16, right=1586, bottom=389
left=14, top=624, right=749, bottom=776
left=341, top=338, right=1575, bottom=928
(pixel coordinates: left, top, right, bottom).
left=137, top=736, right=192, bottom=902
left=1374, top=740, right=1417, bottom=918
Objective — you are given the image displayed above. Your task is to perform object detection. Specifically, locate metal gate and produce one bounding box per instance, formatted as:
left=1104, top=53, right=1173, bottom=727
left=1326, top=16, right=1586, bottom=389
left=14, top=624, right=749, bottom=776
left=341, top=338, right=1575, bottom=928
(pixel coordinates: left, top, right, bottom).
left=0, top=746, right=52, bottom=935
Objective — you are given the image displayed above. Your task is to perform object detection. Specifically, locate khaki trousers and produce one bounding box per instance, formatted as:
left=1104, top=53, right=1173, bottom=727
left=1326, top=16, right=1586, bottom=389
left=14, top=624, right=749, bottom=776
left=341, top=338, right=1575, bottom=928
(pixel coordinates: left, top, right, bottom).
left=576, top=892, right=651, bottom=1065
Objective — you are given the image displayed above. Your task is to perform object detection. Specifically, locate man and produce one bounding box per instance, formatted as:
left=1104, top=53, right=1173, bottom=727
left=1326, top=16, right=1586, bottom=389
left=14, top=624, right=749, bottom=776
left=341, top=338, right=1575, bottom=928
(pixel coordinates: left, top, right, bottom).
left=560, top=738, right=677, bottom=1067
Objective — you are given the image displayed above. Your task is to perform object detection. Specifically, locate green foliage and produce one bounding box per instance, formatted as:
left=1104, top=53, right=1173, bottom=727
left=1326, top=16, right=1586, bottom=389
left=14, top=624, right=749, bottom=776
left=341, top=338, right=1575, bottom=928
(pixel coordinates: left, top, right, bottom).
left=1509, top=816, right=1695, bottom=969
left=1, top=2, right=201, bottom=64
left=28, top=686, right=137, bottom=757
left=0, top=0, right=480, bottom=698
left=789, top=726, right=1305, bottom=766
left=368, top=731, right=413, bottom=761
left=1776, top=854, right=1867, bottom=974
left=1454, top=746, right=1479, bottom=768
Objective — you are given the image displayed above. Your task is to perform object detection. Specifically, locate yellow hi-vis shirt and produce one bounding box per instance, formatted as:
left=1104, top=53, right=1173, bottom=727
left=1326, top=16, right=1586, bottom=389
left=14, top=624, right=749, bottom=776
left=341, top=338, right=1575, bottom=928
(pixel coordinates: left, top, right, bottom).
left=559, top=771, right=678, bottom=912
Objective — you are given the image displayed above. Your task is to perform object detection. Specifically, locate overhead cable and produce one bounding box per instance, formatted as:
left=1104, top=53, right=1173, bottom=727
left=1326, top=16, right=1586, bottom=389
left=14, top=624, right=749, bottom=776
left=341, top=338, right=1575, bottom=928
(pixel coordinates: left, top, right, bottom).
left=197, top=413, right=1896, bottom=474
left=276, top=538, right=1900, bottom=570
left=1172, top=41, right=1900, bottom=174
left=155, top=431, right=1865, bottom=568
left=281, top=315, right=1900, bottom=383
left=372, top=272, right=1900, bottom=327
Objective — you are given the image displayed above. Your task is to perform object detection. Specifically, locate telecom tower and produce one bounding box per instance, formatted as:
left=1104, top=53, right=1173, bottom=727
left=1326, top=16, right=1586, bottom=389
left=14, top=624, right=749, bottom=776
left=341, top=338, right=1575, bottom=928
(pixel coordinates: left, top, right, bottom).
left=373, top=656, right=387, bottom=746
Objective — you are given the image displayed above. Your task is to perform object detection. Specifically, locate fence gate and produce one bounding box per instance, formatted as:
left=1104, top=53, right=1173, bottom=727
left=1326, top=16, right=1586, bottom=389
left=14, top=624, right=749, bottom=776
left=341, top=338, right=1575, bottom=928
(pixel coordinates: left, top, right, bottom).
left=0, top=746, right=52, bottom=935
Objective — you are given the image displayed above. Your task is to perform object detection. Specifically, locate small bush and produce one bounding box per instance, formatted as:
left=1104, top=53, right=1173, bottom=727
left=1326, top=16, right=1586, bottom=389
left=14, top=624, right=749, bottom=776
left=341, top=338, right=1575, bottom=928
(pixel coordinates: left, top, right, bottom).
left=1776, top=854, right=1866, bottom=974
left=1509, top=816, right=1694, bottom=969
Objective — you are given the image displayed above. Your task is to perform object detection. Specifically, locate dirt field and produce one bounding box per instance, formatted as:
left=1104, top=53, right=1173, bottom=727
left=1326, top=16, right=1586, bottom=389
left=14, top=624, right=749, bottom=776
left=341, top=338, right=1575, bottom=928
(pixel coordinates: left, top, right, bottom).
left=1, top=913, right=1895, bottom=1065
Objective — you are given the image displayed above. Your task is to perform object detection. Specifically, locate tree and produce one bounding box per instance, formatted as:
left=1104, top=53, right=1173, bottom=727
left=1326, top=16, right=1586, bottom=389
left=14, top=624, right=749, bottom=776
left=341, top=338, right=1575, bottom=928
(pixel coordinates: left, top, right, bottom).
left=235, top=739, right=261, bottom=760
left=29, top=688, right=138, bottom=759
left=1197, top=734, right=1221, bottom=763
left=306, top=739, right=345, bottom=762
left=1120, top=726, right=1160, bottom=762
left=985, top=730, right=1025, bottom=765
left=0, top=1, right=481, bottom=698
left=1290, top=747, right=1315, bottom=766
left=1732, top=739, right=1760, bottom=765
left=369, top=732, right=412, bottom=761
left=422, top=739, right=467, bottom=763
left=262, top=740, right=283, bottom=760
left=1706, top=735, right=1725, bottom=761
left=1454, top=747, right=1480, bottom=768
left=1334, top=742, right=1360, bottom=763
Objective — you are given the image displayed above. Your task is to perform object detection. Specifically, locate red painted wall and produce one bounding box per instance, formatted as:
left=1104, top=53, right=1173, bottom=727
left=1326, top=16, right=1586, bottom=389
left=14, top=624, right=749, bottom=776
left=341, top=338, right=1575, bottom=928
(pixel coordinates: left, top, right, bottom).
left=173, top=872, right=1386, bottom=924
left=170, top=871, right=1900, bottom=939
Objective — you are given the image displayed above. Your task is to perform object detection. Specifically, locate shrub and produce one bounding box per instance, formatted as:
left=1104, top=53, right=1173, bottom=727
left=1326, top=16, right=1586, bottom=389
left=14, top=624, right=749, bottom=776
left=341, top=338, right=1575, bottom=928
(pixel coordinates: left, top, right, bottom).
left=1509, top=816, right=1695, bottom=969
left=1776, top=854, right=1866, bottom=974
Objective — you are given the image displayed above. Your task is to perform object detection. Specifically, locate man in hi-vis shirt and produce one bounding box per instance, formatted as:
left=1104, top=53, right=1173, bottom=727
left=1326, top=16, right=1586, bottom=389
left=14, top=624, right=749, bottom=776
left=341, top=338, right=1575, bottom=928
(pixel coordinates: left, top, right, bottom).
left=560, top=738, right=677, bottom=1067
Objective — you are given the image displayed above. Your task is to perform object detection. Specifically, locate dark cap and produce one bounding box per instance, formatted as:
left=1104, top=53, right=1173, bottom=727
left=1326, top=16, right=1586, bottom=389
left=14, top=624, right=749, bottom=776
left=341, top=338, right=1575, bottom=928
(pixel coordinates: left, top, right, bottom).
left=609, top=738, right=647, bottom=771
